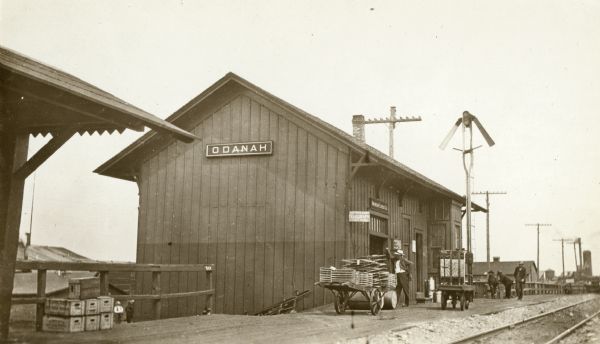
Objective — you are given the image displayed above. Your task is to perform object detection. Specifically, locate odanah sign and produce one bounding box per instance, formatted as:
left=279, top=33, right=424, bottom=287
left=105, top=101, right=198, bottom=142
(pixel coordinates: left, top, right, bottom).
left=206, top=141, right=273, bottom=157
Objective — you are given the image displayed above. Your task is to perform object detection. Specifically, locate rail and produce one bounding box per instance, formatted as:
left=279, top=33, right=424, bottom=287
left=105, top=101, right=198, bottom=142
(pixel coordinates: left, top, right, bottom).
left=12, top=260, right=214, bottom=331
left=449, top=297, right=594, bottom=344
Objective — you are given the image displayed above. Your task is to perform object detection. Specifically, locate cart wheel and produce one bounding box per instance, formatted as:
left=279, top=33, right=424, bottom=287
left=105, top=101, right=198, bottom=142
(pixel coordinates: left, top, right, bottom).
left=334, top=291, right=346, bottom=314
left=460, top=293, right=465, bottom=311
left=441, top=292, right=447, bottom=310
left=370, top=289, right=383, bottom=315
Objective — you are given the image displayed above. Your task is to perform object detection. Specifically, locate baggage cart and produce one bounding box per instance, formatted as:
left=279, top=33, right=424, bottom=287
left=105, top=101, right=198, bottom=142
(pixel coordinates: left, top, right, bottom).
left=316, top=281, right=392, bottom=315
left=438, top=249, right=474, bottom=311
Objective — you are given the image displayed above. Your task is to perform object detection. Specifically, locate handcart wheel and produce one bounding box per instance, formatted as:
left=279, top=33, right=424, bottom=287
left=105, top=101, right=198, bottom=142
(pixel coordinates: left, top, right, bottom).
left=370, top=289, right=384, bottom=315
left=441, top=292, right=447, bottom=310
left=460, top=293, right=465, bottom=311
left=334, top=291, right=347, bottom=314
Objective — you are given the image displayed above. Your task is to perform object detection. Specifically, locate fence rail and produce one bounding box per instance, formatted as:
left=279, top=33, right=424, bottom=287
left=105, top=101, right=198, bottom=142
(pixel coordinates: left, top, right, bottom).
left=12, top=260, right=214, bottom=331
left=474, top=281, right=587, bottom=298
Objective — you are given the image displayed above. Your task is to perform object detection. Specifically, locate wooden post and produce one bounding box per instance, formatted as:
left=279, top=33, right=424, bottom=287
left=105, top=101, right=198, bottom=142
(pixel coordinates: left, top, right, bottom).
left=99, top=271, right=109, bottom=295
left=152, top=271, right=161, bottom=319
left=205, top=266, right=213, bottom=315
left=35, top=269, right=46, bottom=331
left=0, top=134, right=29, bottom=340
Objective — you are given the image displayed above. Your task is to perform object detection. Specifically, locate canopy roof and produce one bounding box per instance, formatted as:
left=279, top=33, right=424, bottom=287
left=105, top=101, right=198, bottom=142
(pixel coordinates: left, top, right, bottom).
left=0, top=45, right=197, bottom=142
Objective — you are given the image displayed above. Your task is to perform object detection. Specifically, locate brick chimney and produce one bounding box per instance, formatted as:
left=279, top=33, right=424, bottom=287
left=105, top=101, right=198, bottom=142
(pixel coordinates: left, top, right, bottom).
left=493, top=256, right=500, bottom=262
left=352, top=115, right=365, bottom=143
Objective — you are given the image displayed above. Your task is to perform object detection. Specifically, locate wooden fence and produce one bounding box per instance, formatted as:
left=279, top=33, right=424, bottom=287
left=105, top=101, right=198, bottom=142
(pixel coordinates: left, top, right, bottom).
left=12, top=260, right=214, bottom=331
left=474, top=281, right=587, bottom=298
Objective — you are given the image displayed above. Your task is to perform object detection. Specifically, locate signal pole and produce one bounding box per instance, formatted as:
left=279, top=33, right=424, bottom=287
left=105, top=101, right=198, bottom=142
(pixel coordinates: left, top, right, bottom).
left=356, top=106, right=422, bottom=158
left=525, top=223, right=552, bottom=272
left=473, top=191, right=506, bottom=271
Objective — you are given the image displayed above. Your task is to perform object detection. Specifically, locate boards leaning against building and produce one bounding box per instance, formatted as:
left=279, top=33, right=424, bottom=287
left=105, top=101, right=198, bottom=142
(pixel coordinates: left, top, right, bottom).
left=96, top=73, right=484, bottom=320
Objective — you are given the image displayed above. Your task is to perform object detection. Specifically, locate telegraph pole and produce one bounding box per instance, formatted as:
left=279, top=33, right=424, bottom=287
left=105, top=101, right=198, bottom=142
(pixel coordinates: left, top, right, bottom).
left=525, top=223, right=552, bottom=271
left=357, top=106, right=422, bottom=158
left=473, top=191, right=506, bottom=270
left=553, top=238, right=567, bottom=278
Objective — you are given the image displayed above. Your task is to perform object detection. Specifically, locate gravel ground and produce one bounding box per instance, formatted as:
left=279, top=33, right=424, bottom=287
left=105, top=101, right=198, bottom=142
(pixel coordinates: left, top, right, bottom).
left=345, top=294, right=599, bottom=344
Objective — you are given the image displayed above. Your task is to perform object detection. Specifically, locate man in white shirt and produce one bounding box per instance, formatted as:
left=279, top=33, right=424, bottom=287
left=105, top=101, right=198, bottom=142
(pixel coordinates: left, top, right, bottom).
left=387, top=242, right=413, bottom=307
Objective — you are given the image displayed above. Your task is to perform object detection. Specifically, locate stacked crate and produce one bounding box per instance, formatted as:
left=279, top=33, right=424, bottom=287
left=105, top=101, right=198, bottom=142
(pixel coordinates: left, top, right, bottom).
left=331, top=269, right=358, bottom=284
left=373, top=272, right=397, bottom=289
left=319, top=267, right=333, bottom=283
left=42, top=277, right=114, bottom=332
left=356, top=272, right=373, bottom=287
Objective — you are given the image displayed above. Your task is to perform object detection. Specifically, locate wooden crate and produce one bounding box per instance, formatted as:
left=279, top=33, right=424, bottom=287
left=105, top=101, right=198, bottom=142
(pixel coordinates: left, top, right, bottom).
left=100, top=312, right=114, bottom=330
left=84, top=298, right=99, bottom=315
left=68, top=277, right=100, bottom=299
left=85, top=315, right=100, bottom=331
left=98, top=296, right=114, bottom=313
left=45, top=298, right=85, bottom=317
left=42, top=315, right=84, bottom=333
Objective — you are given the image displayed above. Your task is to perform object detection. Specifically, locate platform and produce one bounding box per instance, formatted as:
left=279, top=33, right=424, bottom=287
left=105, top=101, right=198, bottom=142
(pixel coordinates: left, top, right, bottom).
left=7, top=294, right=585, bottom=344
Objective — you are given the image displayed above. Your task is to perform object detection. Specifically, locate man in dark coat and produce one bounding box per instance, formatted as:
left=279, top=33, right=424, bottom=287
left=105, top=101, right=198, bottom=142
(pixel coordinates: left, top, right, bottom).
left=487, top=270, right=499, bottom=299
left=498, top=271, right=513, bottom=299
left=514, top=261, right=528, bottom=300
left=386, top=241, right=413, bottom=307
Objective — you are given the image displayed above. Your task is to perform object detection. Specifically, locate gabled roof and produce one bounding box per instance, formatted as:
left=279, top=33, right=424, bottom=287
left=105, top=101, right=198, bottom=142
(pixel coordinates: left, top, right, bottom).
left=0, top=45, right=197, bottom=142
left=17, top=243, right=93, bottom=263
left=95, top=72, right=485, bottom=210
left=473, top=260, right=538, bottom=276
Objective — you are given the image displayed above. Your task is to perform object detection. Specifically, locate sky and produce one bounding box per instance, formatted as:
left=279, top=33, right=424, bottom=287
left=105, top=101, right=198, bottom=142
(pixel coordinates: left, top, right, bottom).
left=1, top=0, right=599, bottom=275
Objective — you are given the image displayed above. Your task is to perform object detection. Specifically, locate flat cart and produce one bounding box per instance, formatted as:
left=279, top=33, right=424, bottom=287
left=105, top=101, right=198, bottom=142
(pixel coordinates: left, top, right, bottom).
left=438, top=249, right=474, bottom=311
left=316, top=281, right=387, bottom=315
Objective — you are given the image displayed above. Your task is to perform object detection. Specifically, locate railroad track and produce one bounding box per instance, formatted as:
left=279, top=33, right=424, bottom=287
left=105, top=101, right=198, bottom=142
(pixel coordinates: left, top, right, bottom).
left=544, top=309, right=600, bottom=344
left=450, top=297, right=600, bottom=344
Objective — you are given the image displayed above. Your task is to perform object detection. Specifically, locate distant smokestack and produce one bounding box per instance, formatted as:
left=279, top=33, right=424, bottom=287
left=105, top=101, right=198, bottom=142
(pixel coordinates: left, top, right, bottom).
left=352, top=115, right=365, bottom=143
left=583, top=250, right=592, bottom=276
left=493, top=256, right=500, bottom=262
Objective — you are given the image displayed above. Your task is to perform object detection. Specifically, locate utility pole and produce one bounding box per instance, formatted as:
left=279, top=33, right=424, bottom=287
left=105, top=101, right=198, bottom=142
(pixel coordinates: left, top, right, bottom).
left=525, top=223, right=552, bottom=272
left=473, top=191, right=506, bottom=271
left=553, top=238, right=568, bottom=278
left=356, top=106, right=422, bottom=159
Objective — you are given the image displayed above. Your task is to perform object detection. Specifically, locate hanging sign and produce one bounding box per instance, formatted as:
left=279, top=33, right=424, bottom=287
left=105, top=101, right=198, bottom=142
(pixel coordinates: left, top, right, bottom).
left=349, top=211, right=370, bottom=223
left=411, top=239, right=417, bottom=253
left=206, top=141, right=273, bottom=157
left=369, top=198, right=389, bottom=213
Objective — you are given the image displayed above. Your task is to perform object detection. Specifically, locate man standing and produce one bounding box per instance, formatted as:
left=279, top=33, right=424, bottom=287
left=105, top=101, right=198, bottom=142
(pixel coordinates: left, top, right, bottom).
left=386, top=241, right=413, bottom=307
left=487, top=270, right=499, bottom=299
left=498, top=271, right=513, bottom=299
left=514, top=261, right=528, bottom=300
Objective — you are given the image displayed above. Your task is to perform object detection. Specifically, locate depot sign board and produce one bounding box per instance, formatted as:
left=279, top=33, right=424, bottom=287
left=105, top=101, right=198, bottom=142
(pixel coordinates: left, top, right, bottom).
left=206, top=141, right=273, bottom=158
left=349, top=211, right=370, bottom=223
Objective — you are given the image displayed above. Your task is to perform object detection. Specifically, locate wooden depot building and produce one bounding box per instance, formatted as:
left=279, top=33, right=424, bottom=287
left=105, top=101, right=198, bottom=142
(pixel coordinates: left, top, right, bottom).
left=96, top=73, right=484, bottom=319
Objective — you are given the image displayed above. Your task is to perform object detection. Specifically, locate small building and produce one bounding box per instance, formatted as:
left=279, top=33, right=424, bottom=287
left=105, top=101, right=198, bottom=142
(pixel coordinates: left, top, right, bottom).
left=541, top=269, right=555, bottom=281
left=96, top=73, right=485, bottom=319
left=472, top=257, right=539, bottom=283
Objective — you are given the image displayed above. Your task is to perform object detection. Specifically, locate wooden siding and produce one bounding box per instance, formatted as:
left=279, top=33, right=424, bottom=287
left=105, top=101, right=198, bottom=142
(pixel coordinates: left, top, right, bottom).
left=135, top=92, right=348, bottom=318
left=348, top=175, right=429, bottom=301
